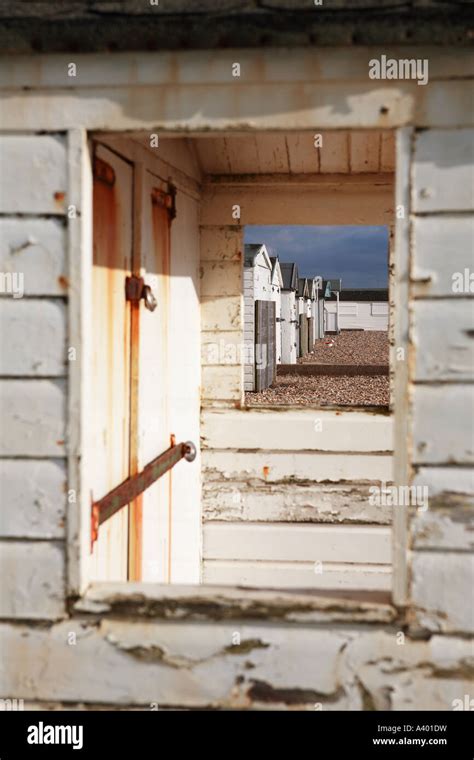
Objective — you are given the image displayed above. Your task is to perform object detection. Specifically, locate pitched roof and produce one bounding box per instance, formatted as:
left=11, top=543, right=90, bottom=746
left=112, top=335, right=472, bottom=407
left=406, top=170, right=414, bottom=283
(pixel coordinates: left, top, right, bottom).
left=297, top=278, right=309, bottom=298
left=269, top=256, right=283, bottom=288
left=244, top=243, right=271, bottom=270
left=280, top=263, right=299, bottom=291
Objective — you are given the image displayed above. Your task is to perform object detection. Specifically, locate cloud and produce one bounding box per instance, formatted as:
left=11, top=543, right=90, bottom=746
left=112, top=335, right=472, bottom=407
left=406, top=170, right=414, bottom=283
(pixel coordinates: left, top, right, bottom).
left=244, top=225, right=389, bottom=287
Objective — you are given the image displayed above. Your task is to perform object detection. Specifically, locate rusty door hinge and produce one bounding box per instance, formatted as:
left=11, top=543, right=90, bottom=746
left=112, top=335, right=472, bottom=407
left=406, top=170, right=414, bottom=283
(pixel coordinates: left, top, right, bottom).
left=93, top=155, right=116, bottom=186
left=125, top=275, right=158, bottom=312
left=151, top=185, right=176, bottom=220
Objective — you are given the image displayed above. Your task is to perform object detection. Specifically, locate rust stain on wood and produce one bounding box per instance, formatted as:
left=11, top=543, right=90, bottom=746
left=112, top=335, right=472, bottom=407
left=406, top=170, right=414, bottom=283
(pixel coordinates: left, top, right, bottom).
left=57, top=275, right=69, bottom=289
left=53, top=191, right=66, bottom=210
left=91, top=149, right=131, bottom=579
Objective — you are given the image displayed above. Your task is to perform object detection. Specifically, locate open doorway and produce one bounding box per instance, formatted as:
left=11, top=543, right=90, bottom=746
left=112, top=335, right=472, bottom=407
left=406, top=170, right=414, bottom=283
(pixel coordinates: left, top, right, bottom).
left=86, top=128, right=396, bottom=595
left=243, top=225, right=390, bottom=408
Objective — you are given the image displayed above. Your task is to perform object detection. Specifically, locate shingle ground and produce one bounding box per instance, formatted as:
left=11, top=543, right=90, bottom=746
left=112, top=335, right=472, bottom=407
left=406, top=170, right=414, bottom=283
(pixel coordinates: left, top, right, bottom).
left=246, top=331, right=390, bottom=407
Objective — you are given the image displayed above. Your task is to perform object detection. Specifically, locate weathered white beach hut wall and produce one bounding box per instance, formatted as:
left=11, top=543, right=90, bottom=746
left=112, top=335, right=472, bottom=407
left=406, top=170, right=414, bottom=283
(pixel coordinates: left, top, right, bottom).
left=243, top=243, right=272, bottom=391
left=0, top=0, right=472, bottom=712
left=270, top=256, right=283, bottom=364
left=280, top=263, right=299, bottom=364
left=335, top=289, right=389, bottom=331
left=324, top=305, right=337, bottom=333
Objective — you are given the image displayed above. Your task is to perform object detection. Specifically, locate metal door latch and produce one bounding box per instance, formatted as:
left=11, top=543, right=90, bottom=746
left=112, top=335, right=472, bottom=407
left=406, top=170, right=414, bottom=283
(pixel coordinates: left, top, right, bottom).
left=125, top=275, right=158, bottom=312
left=142, top=285, right=157, bottom=311
left=90, top=438, right=197, bottom=549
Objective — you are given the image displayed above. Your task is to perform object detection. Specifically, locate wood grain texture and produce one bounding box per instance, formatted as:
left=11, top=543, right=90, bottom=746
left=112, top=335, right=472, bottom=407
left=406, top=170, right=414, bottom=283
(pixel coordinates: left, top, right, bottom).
left=203, top=450, right=393, bottom=483
left=203, top=523, right=391, bottom=564
left=411, top=552, right=474, bottom=634
left=412, top=385, right=474, bottom=465
left=201, top=408, right=393, bottom=452
left=413, top=300, right=474, bottom=381
left=0, top=299, right=67, bottom=376
left=0, top=541, right=65, bottom=619
left=0, top=219, right=67, bottom=296
left=0, top=379, right=66, bottom=457
left=412, top=510, right=474, bottom=552
left=203, top=481, right=392, bottom=524
left=412, top=129, right=474, bottom=213
left=203, top=560, right=391, bottom=591
left=0, top=135, right=66, bottom=214
left=0, top=459, right=66, bottom=538
left=412, top=216, right=474, bottom=298
left=412, top=467, right=474, bottom=505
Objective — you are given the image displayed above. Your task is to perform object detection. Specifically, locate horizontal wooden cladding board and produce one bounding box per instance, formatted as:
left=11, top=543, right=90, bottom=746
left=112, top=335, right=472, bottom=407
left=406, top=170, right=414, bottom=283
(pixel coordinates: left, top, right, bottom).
left=411, top=551, right=474, bottom=634
left=411, top=509, right=474, bottom=552
left=201, top=184, right=393, bottom=227
left=201, top=331, right=244, bottom=367
left=412, top=385, right=474, bottom=465
left=197, top=132, right=390, bottom=177
left=413, top=300, right=474, bottom=382
left=0, top=219, right=67, bottom=296
left=411, top=216, right=474, bottom=298
left=201, top=408, right=393, bottom=452
left=0, top=618, right=355, bottom=709
left=0, top=135, right=67, bottom=214
left=202, top=450, right=393, bottom=483
left=203, top=560, right=391, bottom=591
left=200, top=261, right=241, bottom=297
left=412, top=467, right=474, bottom=507
left=200, top=227, right=242, bottom=262
left=0, top=459, right=66, bottom=538
left=203, top=523, right=392, bottom=564
left=201, top=366, right=242, bottom=402
left=1, top=50, right=472, bottom=89
left=0, top=379, right=66, bottom=457
left=412, top=129, right=474, bottom=213
left=201, top=296, right=242, bottom=331
left=203, top=481, right=392, bottom=525
left=0, top=540, right=65, bottom=619
left=0, top=299, right=67, bottom=376
left=2, top=81, right=473, bottom=132
left=349, top=131, right=380, bottom=173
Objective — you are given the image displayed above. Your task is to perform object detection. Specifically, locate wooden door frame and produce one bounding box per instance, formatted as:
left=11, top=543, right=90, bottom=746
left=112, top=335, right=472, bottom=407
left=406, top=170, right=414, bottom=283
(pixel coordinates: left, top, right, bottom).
left=67, top=126, right=408, bottom=604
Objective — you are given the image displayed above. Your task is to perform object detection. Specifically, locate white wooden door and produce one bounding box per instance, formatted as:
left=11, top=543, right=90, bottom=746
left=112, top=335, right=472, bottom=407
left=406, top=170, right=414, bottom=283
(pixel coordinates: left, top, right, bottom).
left=89, top=145, right=200, bottom=584
left=325, top=308, right=337, bottom=333
left=90, top=145, right=132, bottom=582
left=138, top=171, right=173, bottom=582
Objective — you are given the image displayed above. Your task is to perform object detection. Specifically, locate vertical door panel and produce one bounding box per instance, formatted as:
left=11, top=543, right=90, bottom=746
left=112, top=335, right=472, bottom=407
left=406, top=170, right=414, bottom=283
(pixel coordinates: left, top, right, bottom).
left=268, top=300, right=276, bottom=386
left=139, top=171, right=172, bottom=582
left=255, top=300, right=264, bottom=392
left=90, top=144, right=133, bottom=582
left=255, top=300, right=276, bottom=391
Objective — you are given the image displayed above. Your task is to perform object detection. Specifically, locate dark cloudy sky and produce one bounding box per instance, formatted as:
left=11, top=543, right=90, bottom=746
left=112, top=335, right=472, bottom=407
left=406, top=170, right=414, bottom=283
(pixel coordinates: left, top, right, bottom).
left=244, top=225, right=389, bottom=288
